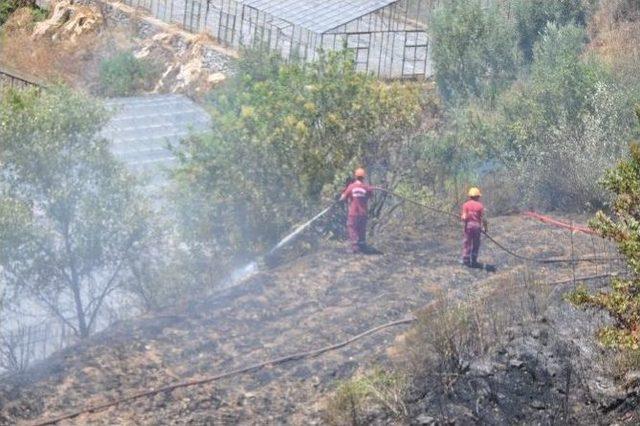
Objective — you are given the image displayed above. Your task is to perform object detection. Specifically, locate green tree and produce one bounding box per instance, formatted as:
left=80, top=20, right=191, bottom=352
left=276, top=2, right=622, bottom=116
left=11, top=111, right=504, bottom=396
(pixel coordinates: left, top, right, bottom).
left=570, top=108, right=640, bottom=348
left=513, top=0, right=588, bottom=62
left=529, top=23, right=592, bottom=121
left=0, top=87, right=148, bottom=338
left=430, top=0, right=519, bottom=104
left=173, top=50, right=423, bottom=279
left=457, top=23, right=636, bottom=210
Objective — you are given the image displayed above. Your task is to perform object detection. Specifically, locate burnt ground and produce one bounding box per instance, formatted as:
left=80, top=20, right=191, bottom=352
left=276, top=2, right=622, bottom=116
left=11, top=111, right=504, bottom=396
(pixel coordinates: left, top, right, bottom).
left=0, top=214, right=632, bottom=425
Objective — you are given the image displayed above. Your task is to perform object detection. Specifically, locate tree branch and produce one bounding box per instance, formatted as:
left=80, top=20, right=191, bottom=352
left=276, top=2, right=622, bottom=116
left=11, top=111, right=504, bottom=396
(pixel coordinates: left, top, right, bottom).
left=86, top=233, right=138, bottom=332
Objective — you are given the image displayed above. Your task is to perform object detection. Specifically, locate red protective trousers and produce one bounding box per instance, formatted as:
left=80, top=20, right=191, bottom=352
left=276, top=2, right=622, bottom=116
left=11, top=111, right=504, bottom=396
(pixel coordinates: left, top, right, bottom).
left=462, top=223, right=482, bottom=264
left=347, top=215, right=367, bottom=253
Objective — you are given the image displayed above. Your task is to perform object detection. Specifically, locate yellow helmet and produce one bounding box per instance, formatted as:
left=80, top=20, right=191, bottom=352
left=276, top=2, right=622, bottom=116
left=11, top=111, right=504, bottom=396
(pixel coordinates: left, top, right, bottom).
left=468, top=187, right=482, bottom=197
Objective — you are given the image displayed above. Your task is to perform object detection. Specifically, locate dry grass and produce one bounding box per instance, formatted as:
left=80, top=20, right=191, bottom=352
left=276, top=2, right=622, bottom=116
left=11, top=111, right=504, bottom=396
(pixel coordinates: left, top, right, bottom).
left=395, top=268, right=553, bottom=390
left=1, top=18, right=92, bottom=87
left=0, top=5, right=137, bottom=92
left=323, top=269, right=556, bottom=424
left=324, top=368, right=409, bottom=426
left=587, top=0, right=640, bottom=74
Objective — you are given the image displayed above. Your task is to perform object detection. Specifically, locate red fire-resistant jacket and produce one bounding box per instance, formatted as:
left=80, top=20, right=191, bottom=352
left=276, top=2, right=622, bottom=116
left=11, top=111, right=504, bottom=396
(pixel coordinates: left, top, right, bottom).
left=461, top=199, right=484, bottom=227
left=342, top=181, right=374, bottom=217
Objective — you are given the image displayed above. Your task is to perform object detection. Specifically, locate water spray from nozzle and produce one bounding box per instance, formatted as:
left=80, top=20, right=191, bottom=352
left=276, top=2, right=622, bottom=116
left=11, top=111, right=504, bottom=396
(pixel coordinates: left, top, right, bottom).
left=223, top=201, right=339, bottom=289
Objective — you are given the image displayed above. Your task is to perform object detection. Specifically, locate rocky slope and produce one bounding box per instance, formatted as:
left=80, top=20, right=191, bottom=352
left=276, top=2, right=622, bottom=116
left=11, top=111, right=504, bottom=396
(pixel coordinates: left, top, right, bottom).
left=0, top=213, right=631, bottom=425
left=0, top=0, right=232, bottom=96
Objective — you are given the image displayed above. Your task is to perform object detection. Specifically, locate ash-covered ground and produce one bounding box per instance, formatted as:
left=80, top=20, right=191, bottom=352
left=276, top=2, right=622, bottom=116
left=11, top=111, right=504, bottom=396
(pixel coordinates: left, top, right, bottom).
left=0, top=214, right=631, bottom=425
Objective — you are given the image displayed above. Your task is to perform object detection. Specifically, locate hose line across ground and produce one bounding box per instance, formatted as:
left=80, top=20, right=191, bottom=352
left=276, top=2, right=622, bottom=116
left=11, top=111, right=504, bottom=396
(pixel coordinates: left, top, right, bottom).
left=381, top=190, right=618, bottom=265
left=30, top=191, right=619, bottom=425
left=32, top=316, right=416, bottom=426
left=31, top=271, right=617, bottom=425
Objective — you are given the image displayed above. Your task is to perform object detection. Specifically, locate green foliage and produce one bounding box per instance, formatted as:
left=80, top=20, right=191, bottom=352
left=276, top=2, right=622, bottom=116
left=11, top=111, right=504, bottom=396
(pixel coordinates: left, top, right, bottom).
left=404, top=105, right=490, bottom=212
left=513, top=0, right=589, bottom=62
left=443, top=23, right=637, bottom=210
left=0, top=0, right=35, bottom=26
left=425, top=1, right=639, bottom=210
left=174, top=50, right=423, bottom=276
left=500, top=24, right=635, bottom=209
left=568, top=130, right=640, bottom=348
left=30, top=5, right=47, bottom=22
left=0, top=86, right=149, bottom=337
left=530, top=23, right=592, bottom=119
left=430, top=0, right=520, bottom=103
left=98, top=51, right=158, bottom=97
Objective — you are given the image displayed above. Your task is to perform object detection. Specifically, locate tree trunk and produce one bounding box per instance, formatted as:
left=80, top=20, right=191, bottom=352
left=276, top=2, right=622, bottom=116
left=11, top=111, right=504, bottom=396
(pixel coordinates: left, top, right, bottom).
left=71, top=281, right=89, bottom=338
left=63, top=223, right=89, bottom=338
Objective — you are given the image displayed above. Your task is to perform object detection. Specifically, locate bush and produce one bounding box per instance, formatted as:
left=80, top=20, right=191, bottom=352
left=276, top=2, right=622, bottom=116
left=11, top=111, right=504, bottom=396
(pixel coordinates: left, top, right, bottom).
left=443, top=23, right=638, bottom=210
left=569, top=117, right=640, bottom=349
left=513, top=0, right=589, bottom=62
left=0, top=0, right=35, bottom=26
left=98, top=51, right=158, bottom=97
left=324, top=368, right=408, bottom=425
left=430, top=0, right=520, bottom=104
left=503, top=24, right=637, bottom=209
left=173, top=50, right=424, bottom=281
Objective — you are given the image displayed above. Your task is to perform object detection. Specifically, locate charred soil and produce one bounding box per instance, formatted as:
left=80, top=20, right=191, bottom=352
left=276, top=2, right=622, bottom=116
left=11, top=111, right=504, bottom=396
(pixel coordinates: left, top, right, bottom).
left=0, top=214, right=635, bottom=425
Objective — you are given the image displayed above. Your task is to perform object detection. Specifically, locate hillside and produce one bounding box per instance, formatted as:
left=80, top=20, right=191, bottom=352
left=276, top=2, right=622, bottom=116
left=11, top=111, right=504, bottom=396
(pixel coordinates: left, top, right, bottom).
left=0, top=0, right=232, bottom=95
left=2, top=0, right=640, bottom=424
left=0, top=214, right=632, bottom=425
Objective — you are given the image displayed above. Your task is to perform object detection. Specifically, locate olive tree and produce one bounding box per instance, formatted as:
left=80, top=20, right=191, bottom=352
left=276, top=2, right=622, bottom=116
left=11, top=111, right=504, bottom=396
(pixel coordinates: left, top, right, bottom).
left=430, top=0, right=520, bottom=104
left=0, top=87, right=148, bottom=338
left=513, top=0, right=588, bottom=63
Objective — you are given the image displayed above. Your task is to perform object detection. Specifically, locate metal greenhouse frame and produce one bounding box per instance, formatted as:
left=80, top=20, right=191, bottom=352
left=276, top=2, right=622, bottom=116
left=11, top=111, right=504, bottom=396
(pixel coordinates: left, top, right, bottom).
left=124, top=0, right=436, bottom=79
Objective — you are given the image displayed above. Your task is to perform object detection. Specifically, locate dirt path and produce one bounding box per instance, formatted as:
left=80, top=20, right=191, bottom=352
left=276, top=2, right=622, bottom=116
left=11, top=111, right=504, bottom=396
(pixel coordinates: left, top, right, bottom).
left=0, top=215, right=611, bottom=425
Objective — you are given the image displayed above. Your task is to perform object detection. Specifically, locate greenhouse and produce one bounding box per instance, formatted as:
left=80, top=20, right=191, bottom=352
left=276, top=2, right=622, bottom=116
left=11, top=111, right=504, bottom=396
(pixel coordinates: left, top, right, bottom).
left=128, top=0, right=435, bottom=79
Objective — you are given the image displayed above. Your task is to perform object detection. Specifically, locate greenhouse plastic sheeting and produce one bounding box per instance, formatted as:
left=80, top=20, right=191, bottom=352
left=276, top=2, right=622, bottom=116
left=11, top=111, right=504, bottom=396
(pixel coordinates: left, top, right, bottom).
left=101, top=94, right=211, bottom=178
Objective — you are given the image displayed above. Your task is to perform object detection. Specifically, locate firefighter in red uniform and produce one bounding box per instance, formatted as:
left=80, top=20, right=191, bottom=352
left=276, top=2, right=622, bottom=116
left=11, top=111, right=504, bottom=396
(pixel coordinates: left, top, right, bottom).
left=340, top=168, right=374, bottom=253
left=461, top=187, right=488, bottom=267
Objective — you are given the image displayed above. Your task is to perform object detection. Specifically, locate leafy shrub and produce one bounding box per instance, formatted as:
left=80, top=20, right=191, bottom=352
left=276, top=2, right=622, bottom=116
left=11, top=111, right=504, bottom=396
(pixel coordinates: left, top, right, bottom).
left=173, top=50, right=424, bottom=280
left=569, top=116, right=640, bottom=349
left=513, top=0, right=589, bottom=62
left=440, top=23, right=638, bottom=210
left=324, top=368, right=408, bottom=425
left=98, top=51, right=158, bottom=97
left=502, top=24, right=637, bottom=209
left=0, top=0, right=35, bottom=26
left=430, top=0, right=520, bottom=104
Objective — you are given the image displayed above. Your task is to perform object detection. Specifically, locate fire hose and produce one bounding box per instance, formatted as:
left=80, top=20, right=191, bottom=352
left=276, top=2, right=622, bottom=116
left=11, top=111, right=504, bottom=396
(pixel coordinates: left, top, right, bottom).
left=30, top=190, right=620, bottom=425
left=265, top=188, right=617, bottom=265
left=31, top=316, right=416, bottom=426
left=379, top=189, right=619, bottom=265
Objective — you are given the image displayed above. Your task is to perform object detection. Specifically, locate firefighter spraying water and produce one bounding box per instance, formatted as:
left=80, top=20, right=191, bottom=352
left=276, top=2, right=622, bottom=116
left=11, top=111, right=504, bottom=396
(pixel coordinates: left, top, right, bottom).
left=340, top=168, right=376, bottom=254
